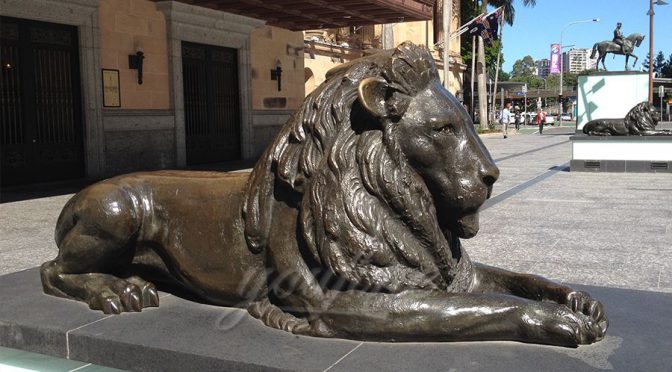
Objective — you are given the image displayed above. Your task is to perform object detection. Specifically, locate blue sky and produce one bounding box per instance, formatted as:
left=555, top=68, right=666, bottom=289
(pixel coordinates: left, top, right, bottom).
left=498, top=0, right=672, bottom=73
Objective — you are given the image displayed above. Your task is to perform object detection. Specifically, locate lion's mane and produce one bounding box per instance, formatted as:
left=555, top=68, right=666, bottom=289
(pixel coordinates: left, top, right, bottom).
left=243, top=42, right=472, bottom=293
left=583, top=102, right=661, bottom=136
left=625, top=102, right=659, bottom=134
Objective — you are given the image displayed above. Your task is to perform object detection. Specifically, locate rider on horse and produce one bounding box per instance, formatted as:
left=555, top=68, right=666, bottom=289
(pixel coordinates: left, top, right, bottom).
left=591, top=23, right=644, bottom=71
left=613, top=22, right=632, bottom=54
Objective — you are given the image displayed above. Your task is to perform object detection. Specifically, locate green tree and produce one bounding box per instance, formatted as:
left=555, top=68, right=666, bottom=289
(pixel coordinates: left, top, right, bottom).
left=643, top=52, right=650, bottom=69
left=511, top=75, right=542, bottom=88
left=661, top=53, right=672, bottom=78
left=498, top=70, right=511, bottom=81
left=511, top=55, right=536, bottom=78
left=643, top=51, right=668, bottom=75
left=473, top=0, right=537, bottom=130
left=460, top=0, right=503, bottom=73
left=654, top=51, right=666, bottom=74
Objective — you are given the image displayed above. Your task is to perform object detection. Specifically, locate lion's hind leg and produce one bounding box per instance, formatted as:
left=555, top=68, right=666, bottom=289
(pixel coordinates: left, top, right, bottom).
left=41, top=195, right=159, bottom=314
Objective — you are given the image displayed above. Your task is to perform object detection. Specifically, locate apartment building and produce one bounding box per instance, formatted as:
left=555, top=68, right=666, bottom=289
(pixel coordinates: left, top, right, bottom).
left=535, top=58, right=550, bottom=77
left=562, top=48, right=598, bottom=73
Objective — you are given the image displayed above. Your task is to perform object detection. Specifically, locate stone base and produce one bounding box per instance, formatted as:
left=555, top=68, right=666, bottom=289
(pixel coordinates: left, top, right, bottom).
left=1, top=268, right=672, bottom=372
left=570, top=135, right=672, bottom=172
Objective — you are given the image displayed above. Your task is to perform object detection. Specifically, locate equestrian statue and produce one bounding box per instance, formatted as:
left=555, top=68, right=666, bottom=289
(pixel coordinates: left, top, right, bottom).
left=591, top=22, right=645, bottom=71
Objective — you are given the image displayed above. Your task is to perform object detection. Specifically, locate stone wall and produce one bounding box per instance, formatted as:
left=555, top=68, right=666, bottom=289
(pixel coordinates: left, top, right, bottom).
left=250, top=26, right=305, bottom=111
left=99, top=0, right=170, bottom=109
left=250, top=110, right=293, bottom=158
left=102, top=110, right=176, bottom=174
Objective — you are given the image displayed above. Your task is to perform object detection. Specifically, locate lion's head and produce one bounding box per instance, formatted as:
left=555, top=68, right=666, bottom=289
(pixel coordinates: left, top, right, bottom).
left=243, top=42, right=499, bottom=292
left=625, top=101, right=658, bottom=134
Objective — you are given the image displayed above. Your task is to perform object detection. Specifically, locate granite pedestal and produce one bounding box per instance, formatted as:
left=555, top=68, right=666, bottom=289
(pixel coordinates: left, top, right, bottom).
left=575, top=71, right=648, bottom=132
left=570, top=135, right=672, bottom=173
left=1, top=268, right=671, bottom=371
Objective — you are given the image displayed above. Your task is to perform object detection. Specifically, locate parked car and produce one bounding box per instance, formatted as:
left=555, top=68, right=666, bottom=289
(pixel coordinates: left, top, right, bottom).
left=544, top=115, right=555, bottom=125
left=560, top=113, right=572, bottom=121
left=523, top=112, right=536, bottom=124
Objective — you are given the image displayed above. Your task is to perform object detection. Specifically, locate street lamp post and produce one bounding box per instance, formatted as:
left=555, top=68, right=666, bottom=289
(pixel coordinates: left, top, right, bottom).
left=559, top=18, right=599, bottom=126
left=648, top=0, right=669, bottom=103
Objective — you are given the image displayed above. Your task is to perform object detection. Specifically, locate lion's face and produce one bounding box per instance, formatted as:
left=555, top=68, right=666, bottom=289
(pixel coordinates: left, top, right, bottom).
left=359, top=78, right=499, bottom=239
left=626, top=102, right=659, bottom=133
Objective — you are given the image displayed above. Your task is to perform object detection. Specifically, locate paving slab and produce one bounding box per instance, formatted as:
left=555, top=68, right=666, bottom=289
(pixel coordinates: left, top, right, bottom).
left=2, top=125, right=672, bottom=371
left=1, top=268, right=671, bottom=372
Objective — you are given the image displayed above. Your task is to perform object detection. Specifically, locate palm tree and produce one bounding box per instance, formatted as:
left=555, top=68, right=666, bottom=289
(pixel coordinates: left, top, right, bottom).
left=476, top=0, right=536, bottom=130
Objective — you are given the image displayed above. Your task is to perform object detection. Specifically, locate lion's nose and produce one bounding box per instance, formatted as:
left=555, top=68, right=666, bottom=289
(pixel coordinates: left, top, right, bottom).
left=481, top=163, right=499, bottom=186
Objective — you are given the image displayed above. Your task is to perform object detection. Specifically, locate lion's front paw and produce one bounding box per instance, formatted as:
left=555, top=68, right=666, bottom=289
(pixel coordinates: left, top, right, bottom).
left=523, top=302, right=607, bottom=347
left=564, top=291, right=608, bottom=335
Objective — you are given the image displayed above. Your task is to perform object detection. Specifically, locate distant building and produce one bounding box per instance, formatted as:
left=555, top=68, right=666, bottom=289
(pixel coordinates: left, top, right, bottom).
left=535, top=58, right=550, bottom=77
left=304, top=0, right=465, bottom=98
left=562, top=48, right=597, bottom=73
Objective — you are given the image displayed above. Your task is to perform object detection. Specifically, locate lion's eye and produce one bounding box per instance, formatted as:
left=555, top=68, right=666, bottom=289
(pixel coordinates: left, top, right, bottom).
left=433, top=123, right=454, bottom=133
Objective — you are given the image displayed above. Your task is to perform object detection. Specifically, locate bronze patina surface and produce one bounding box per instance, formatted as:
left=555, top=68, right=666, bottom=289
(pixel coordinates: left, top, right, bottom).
left=41, top=42, right=607, bottom=347
left=583, top=101, right=672, bottom=136
left=590, top=24, right=644, bottom=71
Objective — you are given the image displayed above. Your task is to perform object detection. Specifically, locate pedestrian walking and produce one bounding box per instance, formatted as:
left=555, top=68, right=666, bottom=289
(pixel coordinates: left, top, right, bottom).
left=501, top=102, right=512, bottom=139
left=536, top=108, right=546, bottom=135
left=514, top=106, right=521, bottom=131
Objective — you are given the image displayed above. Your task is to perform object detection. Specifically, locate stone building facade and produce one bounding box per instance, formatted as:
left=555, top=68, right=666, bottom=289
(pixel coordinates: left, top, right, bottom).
left=1, top=0, right=304, bottom=185
left=303, top=1, right=465, bottom=99
left=1, top=0, right=444, bottom=187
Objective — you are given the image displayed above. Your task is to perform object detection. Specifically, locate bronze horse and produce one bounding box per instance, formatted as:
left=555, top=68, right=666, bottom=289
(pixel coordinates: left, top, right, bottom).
left=591, top=33, right=645, bottom=71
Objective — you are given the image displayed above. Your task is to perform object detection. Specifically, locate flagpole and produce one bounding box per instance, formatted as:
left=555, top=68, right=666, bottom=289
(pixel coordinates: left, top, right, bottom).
left=452, top=7, right=501, bottom=37
left=435, top=6, right=502, bottom=48
left=442, top=0, right=451, bottom=90
left=490, top=7, right=505, bottom=124
left=470, top=34, right=476, bottom=120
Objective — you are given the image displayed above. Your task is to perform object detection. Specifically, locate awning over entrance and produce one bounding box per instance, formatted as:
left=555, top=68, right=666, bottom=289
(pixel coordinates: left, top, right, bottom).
left=168, top=0, right=435, bottom=30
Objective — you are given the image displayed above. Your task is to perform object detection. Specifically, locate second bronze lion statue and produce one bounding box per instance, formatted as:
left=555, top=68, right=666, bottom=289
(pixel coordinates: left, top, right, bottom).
left=41, top=42, right=607, bottom=347
left=583, top=101, right=671, bottom=136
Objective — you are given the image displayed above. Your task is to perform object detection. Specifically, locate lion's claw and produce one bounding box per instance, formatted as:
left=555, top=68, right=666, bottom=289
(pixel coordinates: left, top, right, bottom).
left=564, top=291, right=607, bottom=326
left=248, top=298, right=310, bottom=333
left=86, top=277, right=159, bottom=314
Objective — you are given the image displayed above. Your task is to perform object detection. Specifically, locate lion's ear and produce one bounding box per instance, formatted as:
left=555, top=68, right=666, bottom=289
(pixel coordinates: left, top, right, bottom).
left=358, top=77, right=390, bottom=118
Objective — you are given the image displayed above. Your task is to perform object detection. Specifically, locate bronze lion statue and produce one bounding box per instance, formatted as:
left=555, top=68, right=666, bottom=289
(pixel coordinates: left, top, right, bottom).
left=583, top=101, right=671, bottom=136
left=41, top=42, right=607, bottom=347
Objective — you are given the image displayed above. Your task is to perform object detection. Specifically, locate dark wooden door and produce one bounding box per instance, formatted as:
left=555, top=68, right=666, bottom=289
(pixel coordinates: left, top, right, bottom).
left=182, top=42, right=241, bottom=165
left=1, top=16, right=84, bottom=186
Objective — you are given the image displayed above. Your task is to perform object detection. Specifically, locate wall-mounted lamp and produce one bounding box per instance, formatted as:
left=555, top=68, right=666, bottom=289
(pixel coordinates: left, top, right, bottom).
left=270, top=59, right=282, bottom=91
left=128, top=48, right=145, bottom=85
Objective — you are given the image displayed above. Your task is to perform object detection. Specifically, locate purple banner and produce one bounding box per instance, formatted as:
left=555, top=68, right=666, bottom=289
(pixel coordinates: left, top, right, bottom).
left=550, top=44, right=561, bottom=74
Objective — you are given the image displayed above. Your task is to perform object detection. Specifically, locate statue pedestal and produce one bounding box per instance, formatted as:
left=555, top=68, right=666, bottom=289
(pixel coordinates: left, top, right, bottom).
left=2, top=268, right=672, bottom=371
left=576, top=71, right=648, bottom=132
left=570, top=135, right=672, bottom=172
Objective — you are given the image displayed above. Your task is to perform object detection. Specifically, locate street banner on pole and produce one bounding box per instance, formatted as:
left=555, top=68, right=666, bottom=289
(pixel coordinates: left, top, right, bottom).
left=550, top=44, right=561, bottom=74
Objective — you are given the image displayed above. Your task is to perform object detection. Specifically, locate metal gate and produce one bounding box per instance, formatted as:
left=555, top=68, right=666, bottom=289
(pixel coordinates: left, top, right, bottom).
left=1, top=16, right=84, bottom=186
left=182, top=42, right=241, bottom=165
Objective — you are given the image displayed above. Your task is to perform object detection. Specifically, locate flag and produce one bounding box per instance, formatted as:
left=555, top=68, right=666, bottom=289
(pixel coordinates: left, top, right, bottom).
left=467, top=7, right=503, bottom=47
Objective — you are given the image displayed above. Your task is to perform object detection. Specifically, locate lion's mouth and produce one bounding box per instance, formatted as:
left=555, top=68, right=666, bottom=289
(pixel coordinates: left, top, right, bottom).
left=455, top=213, right=479, bottom=239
